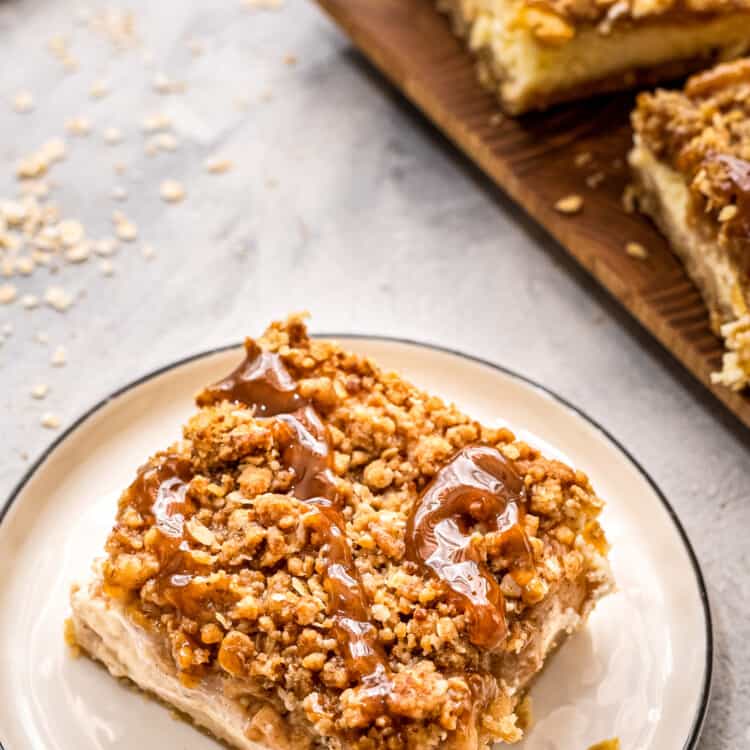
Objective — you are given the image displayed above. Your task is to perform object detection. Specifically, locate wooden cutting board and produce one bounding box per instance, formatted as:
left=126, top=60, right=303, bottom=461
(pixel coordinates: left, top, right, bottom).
left=315, top=0, right=750, bottom=431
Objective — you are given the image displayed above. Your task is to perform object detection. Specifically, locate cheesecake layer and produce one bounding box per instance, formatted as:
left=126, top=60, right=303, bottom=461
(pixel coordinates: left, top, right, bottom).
left=439, top=0, right=750, bottom=113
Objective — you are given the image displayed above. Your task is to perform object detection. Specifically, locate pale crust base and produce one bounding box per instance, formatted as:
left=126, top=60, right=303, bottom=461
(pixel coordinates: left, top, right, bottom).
left=70, top=576, right=274, bottom=750
left=70, top=556, right=611, bottom=750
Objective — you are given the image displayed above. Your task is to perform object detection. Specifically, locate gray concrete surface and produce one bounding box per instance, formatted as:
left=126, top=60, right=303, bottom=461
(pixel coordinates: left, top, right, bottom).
left=0, top=0, right=748, bottom=746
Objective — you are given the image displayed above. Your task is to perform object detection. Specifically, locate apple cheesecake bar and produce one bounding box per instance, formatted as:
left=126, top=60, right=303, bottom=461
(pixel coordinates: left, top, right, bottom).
left=630, top=59, right=750, bottom=391
left=69, top=315, right=612, bottom=750
left=438, top=0, right=750, bottom=114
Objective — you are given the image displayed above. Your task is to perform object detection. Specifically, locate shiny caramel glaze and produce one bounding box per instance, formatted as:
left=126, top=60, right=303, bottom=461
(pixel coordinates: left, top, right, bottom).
left=125, top=455, right=211, bottom=619
left=406, top=446, right=532, bottom=651
left=197, top=339, right=305, bottom=416
left=199, top=341, right=391, bottom=698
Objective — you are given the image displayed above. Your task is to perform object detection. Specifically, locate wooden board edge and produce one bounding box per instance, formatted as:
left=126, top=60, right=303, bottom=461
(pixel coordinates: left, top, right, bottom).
left=315, top=0, right=750, bottom=432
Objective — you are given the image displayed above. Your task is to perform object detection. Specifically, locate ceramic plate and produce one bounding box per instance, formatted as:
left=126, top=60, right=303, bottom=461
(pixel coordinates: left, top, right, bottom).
left=0, top=337, right=712, bottom=750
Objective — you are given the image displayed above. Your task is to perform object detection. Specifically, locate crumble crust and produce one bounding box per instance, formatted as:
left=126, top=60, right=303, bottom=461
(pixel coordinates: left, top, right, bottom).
left=90, top=315, right=611, bottom=749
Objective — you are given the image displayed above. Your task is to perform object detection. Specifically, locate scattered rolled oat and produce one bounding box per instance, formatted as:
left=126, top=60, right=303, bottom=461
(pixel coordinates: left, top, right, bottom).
left=205, top=157, right=233, bottom=174
left=0, top=284, right=18, bottom=305
left=113, top=211, right=138, bottom=241
left=103, top=127, right=123, bottom=145
left=51, top=345, right=67, bottom=366
left=141, top=113, right=172, bottom=132
left=141, top=243, right=155, bottom=260
left=625, top=241, right=649, bottom=260
left=41, top=413, right=61, bottom=429
left=153, top=72, right=184, bottom=94
left=45, top=285, right=75, bottom=311
left=94, top=238, right=119, bottom=256
left=59, top=219, right=85, bottom=246
left=554, top=194, right=584, bottom=214
left=12, top=91, right=34, bottom=114
left=284, top=54, right=297, bottom=66
left=574, top=152, right=592, bottom=168
left=89, top=79, right=110, bottom=99
left=35, top=331, right=49, bottom=344
left=87, top=7, right=139, bottom=51
left=21, top=294, right=39, bottom=309
left=160, top=179, right=185, bottom=203
left=65, top=116, right=92, bottom=136
left=47, top=34, right=69, bottom=59
left=31, top=384, right=49, bottom=399
left=16, top=154, right=49, bottom=180
left=111, top=186, right=128, bottom=202
left=100, top=259, right=115, bottom=276
left=155, top=132, right=179, bottom=151
left=40, top=137, right=67, bottom=163
left=65, top=244, right=91, bottom=263
left=16, top=257, right=35, bottom=275
left=718, top=204, right=738, bottom=223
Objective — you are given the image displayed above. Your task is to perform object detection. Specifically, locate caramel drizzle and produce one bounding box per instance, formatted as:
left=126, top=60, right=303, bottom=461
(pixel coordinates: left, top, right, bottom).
left=405, top=446, right=532, bottom=651
left=200, top=342, right=389, bottom=698
left=126, top=455, right=209, bottom=618
left=197, top=340, right=305, bottom=415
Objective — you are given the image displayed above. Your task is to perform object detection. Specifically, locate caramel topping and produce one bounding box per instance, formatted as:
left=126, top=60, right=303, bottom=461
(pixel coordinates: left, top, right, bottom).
left=198, top=339, right=305, bottom=416
left=305, top=499, right=388, bottom=689
left=275, top=406, right=340, bottom=505
left=406, top=446, right=532, bottom=650
left=205, top=344, right=391, bottom=698
left=125, top=456, right=210, bottom=618
left=128, top=454, right=193, bottom=521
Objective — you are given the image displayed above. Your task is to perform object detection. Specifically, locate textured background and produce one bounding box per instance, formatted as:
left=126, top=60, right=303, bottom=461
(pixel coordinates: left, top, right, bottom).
left=0, top=1, right=747, bottom=747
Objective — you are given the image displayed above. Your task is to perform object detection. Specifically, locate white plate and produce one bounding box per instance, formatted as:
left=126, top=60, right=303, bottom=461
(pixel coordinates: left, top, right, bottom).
left=0, top=337, right=712, bottom=750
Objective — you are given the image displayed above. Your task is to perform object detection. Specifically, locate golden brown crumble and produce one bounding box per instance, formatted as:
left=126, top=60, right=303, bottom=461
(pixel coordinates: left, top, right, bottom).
left=96, top=315, right=610, bottom=750
left=443, top=0, right=750, bottom=49
left=525, top=0, right=750, bottom=40
left=632, top=59, right=750, bottom=244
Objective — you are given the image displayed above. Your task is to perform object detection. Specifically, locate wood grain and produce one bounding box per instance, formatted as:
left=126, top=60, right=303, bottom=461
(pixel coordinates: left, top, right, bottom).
left=315, top=0, right=750, bottom=430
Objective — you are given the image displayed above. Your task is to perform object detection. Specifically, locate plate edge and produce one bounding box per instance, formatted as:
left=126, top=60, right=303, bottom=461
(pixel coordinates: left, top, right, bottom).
left=0, top=334, right=714, bottom=750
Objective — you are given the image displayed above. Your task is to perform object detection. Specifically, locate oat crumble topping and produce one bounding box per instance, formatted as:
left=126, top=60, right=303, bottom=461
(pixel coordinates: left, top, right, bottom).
left=633, top=59, right=750, bottom=242
left=93, top=315, right=611, bottom=750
